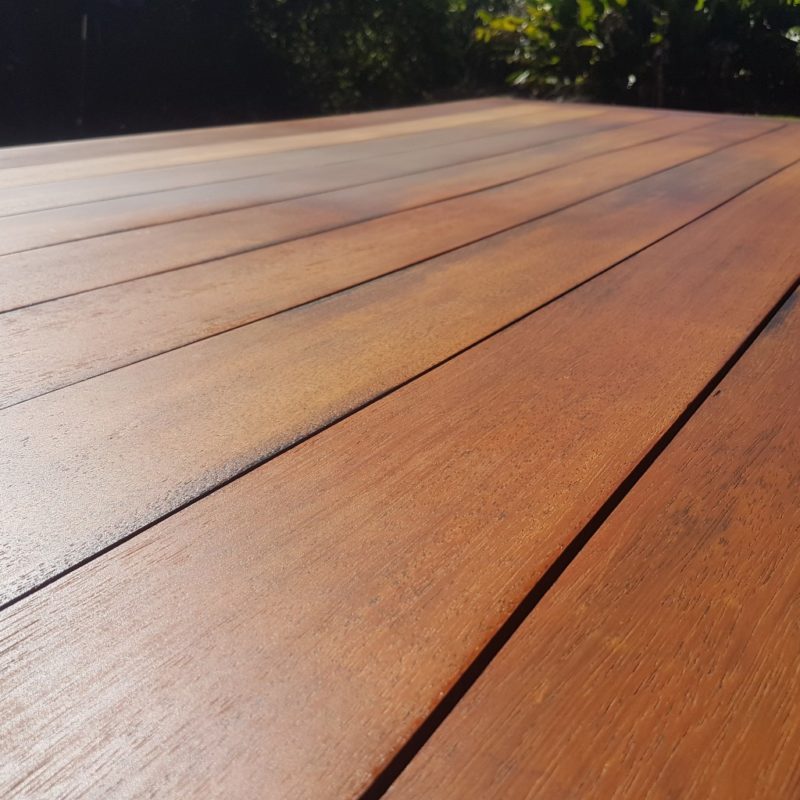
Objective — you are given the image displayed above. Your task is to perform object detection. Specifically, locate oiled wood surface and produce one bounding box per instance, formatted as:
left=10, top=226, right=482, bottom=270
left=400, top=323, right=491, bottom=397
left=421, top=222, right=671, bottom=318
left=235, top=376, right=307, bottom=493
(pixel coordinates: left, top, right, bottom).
left=2, top=155, right=799, bottom=798
left=1, top=115, right=759, bottom=305
left=2, top=99, right=799, bottom=799
left=0, top=97, right=518, bottom=170
left=3, top=125, right=799, bottom=602
left=389, top=290, right=800, bottom=800
left=0, top=109, right=661, bottom=253
left=0, top=103, right=555, bottom=189
left=0, top=116, right=768, bottom=406
left=0, top=106, right=648, bottom=218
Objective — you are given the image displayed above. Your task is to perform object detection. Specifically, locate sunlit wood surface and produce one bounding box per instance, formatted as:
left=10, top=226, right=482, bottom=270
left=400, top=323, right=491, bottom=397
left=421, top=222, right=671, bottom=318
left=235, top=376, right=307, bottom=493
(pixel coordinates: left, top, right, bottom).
left=1, top=98, right=798, bottom=799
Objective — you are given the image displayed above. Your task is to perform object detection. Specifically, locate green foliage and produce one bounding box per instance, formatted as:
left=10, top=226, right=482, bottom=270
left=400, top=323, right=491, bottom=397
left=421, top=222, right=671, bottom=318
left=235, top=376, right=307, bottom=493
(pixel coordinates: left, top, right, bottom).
left=6, top=0, right=800, bottom=146
left=475, top=0, right=800, bottom=111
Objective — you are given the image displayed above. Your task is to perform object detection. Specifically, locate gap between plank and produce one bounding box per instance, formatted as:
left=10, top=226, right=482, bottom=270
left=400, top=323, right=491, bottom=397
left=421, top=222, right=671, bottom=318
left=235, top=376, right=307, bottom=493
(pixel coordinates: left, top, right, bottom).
left=0, top=101, right=542, bottom=191
left=0, top=114, right=727, bottom=268
left=2, top=124, right=792, bottom=411
left=356, top=275, right=800, bottom=800
left=0, top=95, right=517, bottom=159
left=0, top=110, right=635, bottom=245
left=0, top=118, right=762, bottom=316
left=0, top=109, right=634, bottom=219
left=0, top=162, right=796, bottom=616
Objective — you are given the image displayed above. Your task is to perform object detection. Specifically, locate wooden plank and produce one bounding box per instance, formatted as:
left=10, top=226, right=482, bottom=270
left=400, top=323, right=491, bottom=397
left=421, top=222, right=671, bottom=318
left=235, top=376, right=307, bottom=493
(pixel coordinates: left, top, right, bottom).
left=388, top=290, right=800, bottom=800
left=0, top=117, right=730, bottom=408
left=0, top=107, right=658, bottom=218
left=1, top=162, right=798, bottom=799
left=0, top=118, right=779, bottom=310
left=2, top=127, right=799, bottom=602
left=0, top=97, right=519, bottom=170
left=0, top=103, right=568, bottom=190
left=0, top=108, right=662, bottom=248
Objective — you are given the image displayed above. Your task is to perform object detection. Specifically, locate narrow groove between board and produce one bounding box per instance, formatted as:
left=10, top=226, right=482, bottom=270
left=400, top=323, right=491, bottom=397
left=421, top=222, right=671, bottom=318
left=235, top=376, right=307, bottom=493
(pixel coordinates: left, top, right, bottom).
left=2, top=96, right=517, bottom=150
left=0, top=97, right=512, bottom=157
left=0, top=109, right=633, bottom=219
left=0, top=99, right=536, bottom=191
left=1, top=122, right=790, bottom=412
left=0, top=115, right=726, bottom=267
left=0, top=118, right=768, bottom=323
left=0, top=106, right=564, bottom=230
left=1, top=162, right=795, bottom=614
left=356, top=275, right=800, bottom=800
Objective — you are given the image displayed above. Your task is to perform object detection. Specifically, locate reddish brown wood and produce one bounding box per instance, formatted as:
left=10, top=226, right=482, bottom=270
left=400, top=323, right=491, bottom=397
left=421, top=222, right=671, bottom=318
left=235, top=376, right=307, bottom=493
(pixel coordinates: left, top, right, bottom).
left=389, top=290, right=800, bottom=800
left=2, top=102, right=799, bottom=800
left=0, top=114, right=745, bottom=407
left=0, top=108, right=658, bottom=252
left=0, top=106, right=653, bottom=218
left=0, top=97, right=520, bottom=170
left=1, top=159, right=798, bottom=798
left=2, top=125, right=798, bottom=603
left=0, top=117, right=778, bottom=308
left=0, top=103, right=568, bottom=189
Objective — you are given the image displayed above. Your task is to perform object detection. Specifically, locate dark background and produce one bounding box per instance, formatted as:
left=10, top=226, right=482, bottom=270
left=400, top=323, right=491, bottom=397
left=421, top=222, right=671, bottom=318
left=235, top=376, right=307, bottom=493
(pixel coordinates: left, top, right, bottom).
left=0, top=1, right=500, bottom=147
left=3, top=1, right=800, bottom=148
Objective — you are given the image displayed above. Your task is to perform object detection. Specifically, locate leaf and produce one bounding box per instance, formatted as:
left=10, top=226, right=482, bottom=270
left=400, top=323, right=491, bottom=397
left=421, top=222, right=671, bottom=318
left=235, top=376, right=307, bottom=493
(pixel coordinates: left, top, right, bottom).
left=490, top=15, right=524, bottom=33
left=509, top=68, right=532, bottom=85
left=577, top=0, right=598, bottom=32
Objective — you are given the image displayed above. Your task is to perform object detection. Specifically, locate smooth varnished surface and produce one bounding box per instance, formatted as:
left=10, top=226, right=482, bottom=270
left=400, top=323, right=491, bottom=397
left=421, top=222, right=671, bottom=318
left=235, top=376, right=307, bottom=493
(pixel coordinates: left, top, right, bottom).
left=1, top=98, right=798, bottom=799
left=0, top=114, right=754, bottom=404
left=388, top=290, right=800, bottom=800
left=3, top=123, right=798, bottom=602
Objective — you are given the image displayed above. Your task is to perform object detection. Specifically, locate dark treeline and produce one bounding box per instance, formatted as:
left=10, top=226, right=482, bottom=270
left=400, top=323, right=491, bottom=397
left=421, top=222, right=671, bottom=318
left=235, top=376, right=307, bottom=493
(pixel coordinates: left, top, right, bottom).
left=477, top=1, right=800, bottom=116
left=0, top=1, right=501, bottom=147
left=4, top=1, right=800, bottom=148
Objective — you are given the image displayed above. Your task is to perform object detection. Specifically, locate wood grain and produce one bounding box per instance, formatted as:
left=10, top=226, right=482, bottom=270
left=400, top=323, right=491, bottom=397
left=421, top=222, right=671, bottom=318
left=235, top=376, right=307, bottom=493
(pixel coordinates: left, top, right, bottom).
left=2, top=129, right=799, bottom=601
left=0, top=103, right=563, bottom=189
left=0, top=105, right=648, bottom=217
left=0, top=107, right=659, bottom=250
left=0, top=97, right=519, bottom=170
left=0, top=115, right=737, bottom=407
left=1, top=165, right=798, bottom=799
left=0, top=117, right=779, bottom=311
left=389, top=289, right=800, bottom=800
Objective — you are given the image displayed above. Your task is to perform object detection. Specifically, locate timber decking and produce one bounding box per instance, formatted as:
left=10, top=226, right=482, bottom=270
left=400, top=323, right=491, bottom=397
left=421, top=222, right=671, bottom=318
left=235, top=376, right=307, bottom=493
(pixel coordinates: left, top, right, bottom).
left=1, top=98, right=798, bottom=799
left=388, top=288, right=800, bottom=800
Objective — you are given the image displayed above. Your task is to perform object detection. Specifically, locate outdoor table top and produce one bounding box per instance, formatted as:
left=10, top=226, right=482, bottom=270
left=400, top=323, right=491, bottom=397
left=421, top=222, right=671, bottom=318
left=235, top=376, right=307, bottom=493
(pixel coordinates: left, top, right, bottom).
left=1, top=97, right=798, bottom=799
